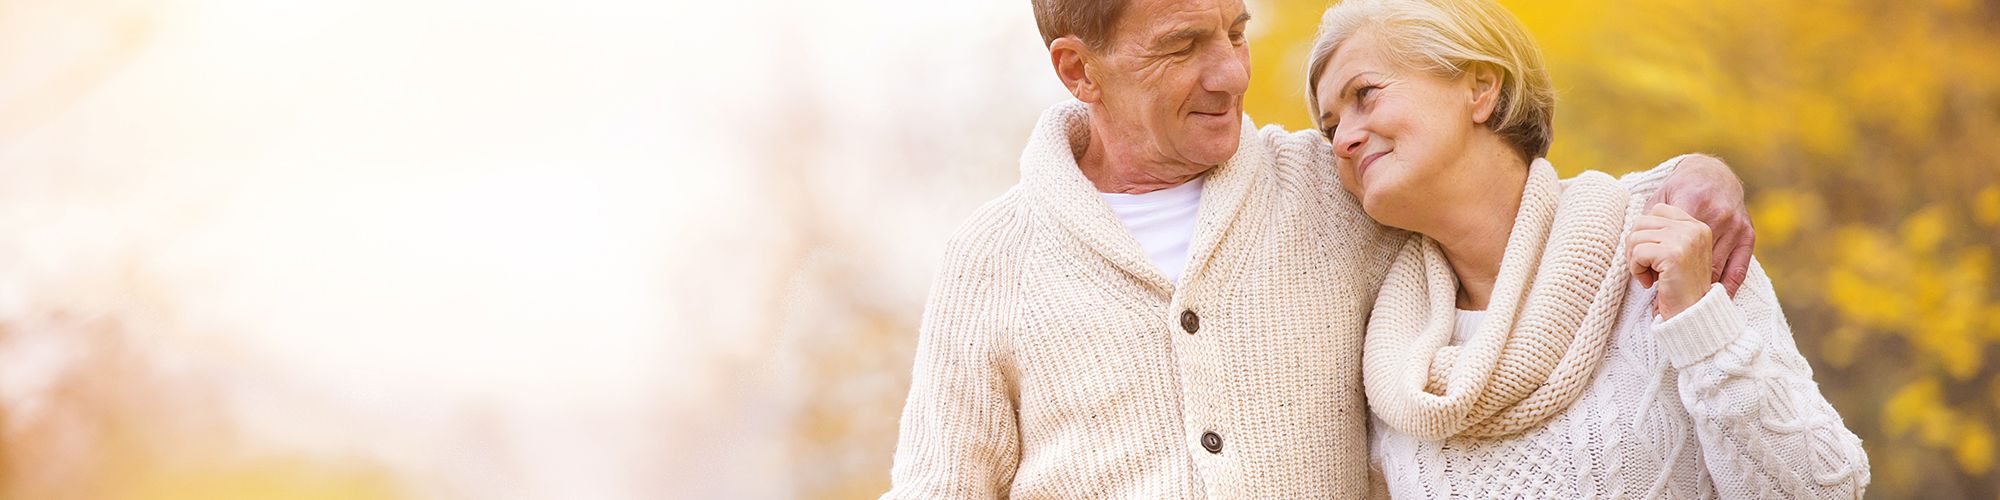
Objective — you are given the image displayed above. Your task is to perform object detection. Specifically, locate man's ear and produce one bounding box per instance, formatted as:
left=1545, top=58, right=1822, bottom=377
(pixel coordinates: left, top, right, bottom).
left=1049, top=36, right=1101, bottom=103
left=1467, top=64, right=1503, bottom=125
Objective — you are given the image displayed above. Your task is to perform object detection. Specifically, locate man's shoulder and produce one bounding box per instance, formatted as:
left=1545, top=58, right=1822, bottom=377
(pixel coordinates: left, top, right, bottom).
left=1255, top=124, right=1336, bottom=169
left=940, top=185, right=1039, bottom=261
left=1240, top=123, right=1349, bottom=204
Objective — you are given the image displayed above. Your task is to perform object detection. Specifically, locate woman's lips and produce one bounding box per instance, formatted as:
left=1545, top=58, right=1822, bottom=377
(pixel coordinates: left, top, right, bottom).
left=1358, top=151, right=1388, bottom=178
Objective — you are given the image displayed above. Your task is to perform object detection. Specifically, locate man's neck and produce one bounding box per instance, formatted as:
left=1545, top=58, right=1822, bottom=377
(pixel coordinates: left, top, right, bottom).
left=1074, top=119, right=1211, bottom=195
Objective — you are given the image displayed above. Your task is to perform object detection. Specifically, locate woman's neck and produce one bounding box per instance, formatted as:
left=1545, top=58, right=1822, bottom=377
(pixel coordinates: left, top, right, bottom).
left=1426, top=150, right=1531, bottom=311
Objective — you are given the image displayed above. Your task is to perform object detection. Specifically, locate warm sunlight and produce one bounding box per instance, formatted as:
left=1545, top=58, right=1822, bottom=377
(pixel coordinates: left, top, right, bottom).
left=2, top=0, right=1994, bottom=498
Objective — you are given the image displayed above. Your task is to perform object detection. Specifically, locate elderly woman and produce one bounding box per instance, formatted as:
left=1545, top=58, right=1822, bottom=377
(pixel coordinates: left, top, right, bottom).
left=1304, top=0, right=1870, bottom=497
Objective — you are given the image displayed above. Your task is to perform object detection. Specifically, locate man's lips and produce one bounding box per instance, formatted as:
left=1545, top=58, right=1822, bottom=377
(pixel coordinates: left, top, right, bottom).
left=1358, top=151, right=1388, bottom=178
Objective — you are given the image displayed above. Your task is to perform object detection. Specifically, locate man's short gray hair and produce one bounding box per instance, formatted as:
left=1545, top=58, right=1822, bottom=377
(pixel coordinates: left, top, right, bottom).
left=1032, top=0, right=1129, bottom=49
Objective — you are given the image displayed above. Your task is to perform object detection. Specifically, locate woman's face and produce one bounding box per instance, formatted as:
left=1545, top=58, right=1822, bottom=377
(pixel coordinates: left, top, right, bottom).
left=1312, top=31, right=1497, bottom=231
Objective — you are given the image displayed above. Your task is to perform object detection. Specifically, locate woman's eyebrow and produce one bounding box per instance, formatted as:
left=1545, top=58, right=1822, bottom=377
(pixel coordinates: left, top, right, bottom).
left=1339, top=71, right=1382, bottom=99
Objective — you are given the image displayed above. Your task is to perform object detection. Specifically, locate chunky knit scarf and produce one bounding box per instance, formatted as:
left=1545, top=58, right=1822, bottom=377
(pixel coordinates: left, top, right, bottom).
left=1363, top=159, right=1639, bottom=440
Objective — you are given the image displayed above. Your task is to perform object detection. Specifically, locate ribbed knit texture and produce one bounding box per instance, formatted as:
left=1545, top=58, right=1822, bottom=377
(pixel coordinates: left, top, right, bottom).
left=883, top=100, right=1408, bottom=498
left=1366, top=160, right=1634, bottom=440
left=1367, top=159, right=1871, bottom=498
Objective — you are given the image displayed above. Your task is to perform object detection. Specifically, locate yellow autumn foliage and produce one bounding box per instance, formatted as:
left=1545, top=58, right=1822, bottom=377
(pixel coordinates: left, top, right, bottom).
left=1241, top=0, right=1998, bottom=496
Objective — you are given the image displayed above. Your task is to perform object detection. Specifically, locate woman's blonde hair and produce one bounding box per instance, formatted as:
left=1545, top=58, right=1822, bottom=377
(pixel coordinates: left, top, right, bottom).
left=1305, top=0, right=1555, bottom=161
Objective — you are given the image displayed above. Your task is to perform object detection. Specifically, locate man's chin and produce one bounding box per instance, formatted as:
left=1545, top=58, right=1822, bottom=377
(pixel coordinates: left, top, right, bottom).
left=1186, top=137, right=1242, bottom=167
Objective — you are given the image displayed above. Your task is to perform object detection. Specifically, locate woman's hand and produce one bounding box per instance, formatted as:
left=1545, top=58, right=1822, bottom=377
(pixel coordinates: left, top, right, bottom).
left=1650, top=154, right=1755, bottom=297
left=1628, top=203, right=1716, bottom=319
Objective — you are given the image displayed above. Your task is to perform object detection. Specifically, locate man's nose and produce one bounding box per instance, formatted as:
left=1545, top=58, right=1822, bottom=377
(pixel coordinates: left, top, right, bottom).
left=1201, top=44, right=1250, bottom=97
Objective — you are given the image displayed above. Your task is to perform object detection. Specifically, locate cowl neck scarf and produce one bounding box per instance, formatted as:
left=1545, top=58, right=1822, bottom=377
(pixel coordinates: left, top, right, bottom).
left=1363, top=159, right=1638, bottom=440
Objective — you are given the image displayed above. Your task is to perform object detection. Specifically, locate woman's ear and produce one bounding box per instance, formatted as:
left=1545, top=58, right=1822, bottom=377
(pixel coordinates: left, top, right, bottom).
left=1050, top=37, right=1101, bottom=103
left=1467, top=64, right=1503, bottom=125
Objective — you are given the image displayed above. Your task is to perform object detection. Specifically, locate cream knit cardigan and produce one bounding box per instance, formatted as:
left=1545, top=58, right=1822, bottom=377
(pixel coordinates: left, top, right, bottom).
left=1366, top=161, right=1871, bottom=498
left=882, top=101, right=1675, bottom=498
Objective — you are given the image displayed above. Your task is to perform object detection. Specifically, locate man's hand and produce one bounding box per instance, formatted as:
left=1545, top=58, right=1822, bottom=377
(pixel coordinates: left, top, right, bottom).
left=1646, top=154, right=1755, bottom=296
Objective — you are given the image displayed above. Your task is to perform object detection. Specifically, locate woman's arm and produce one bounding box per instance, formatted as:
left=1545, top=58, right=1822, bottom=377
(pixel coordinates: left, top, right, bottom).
left=1652, top=261, right=1871, bottom=498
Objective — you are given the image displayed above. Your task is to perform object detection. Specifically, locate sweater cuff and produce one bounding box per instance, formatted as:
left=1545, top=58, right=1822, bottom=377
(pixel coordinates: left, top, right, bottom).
left=1652, top=283, right=1746, bottom=369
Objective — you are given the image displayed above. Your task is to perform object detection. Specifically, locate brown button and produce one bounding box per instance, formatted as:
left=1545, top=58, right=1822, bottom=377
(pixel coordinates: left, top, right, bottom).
left=1201, top=431, right=1222, bottom=453
left=1181, top=310, right=1200, bottom=334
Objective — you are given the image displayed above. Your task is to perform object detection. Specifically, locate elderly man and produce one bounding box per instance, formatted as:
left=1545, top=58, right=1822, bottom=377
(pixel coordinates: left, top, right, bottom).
left=885, top=0, right=1756, bottom=497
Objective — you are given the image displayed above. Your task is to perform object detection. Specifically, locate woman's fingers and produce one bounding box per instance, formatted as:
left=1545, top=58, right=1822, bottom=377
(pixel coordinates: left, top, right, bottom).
left=1652, top=201, right=1751, bottom=296
left=1628, top=216, right=1674, bottom=288
left=1626, top=206, right=1717, bottom=314
left=1630, top=212, right=1674, bottom=232
left=1629, top=241, right=1665, bottom=287
left=1646, top=202, right=1698, bottom=222
left=1627, top=206, right=1717, bottom=319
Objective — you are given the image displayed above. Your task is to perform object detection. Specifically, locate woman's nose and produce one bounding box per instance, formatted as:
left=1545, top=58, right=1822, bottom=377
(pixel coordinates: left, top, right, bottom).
left=1334, top=127, right=1367, bottom=159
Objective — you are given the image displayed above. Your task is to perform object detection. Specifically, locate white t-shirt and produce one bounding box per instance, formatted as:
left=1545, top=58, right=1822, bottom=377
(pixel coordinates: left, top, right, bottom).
left=1099, top=176, right=1205, bottom=284
left=1451, top=308, right=1487, bottom=345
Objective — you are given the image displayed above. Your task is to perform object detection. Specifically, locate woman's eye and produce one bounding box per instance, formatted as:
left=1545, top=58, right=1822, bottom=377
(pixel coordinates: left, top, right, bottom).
left=1357, top=85, right=1378, bottom=100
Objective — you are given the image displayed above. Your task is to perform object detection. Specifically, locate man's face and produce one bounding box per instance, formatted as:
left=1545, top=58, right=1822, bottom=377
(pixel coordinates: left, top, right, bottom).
left=1091, top=0, right=1251, bottom=168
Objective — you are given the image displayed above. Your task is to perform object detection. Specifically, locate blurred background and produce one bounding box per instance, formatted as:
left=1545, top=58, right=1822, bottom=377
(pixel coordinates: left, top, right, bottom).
left=0, top=0, right=1993, bottom=498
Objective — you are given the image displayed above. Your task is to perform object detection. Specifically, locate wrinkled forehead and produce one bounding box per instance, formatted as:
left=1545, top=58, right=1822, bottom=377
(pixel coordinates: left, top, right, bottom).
left=1115, top=0, right=1248, bottom=46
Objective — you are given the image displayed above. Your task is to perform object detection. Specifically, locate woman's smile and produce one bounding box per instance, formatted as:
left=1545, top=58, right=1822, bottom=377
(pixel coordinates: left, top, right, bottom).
left=1358, top=150, right=1389, bottom=180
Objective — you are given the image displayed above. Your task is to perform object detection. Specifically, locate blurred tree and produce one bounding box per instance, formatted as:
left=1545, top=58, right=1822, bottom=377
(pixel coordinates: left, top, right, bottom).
left=0, top=308, right=408, bottom=500
left=0, top=1, right=419, bottom=497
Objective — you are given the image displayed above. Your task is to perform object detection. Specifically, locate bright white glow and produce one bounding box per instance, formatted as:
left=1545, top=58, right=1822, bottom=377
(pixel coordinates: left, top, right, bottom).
left=0, top=0, right=1055, bottom=497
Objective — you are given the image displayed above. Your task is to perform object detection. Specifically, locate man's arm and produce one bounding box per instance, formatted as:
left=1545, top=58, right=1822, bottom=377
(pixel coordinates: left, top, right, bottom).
left=882, top=238, right=1022, bottom=499
left=1616, top=154, right=1757, bottom=296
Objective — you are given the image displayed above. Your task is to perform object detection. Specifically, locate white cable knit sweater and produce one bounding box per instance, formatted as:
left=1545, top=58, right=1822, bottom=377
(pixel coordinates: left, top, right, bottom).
left=883, top=100, right=1678, bottom=498
left=1367, top=162, right=1871, bottom=498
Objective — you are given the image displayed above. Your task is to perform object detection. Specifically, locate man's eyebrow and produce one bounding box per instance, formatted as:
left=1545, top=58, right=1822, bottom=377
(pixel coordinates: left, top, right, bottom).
left=1153, top=27, right=1209, bottom=49
left=1154, top=13, right=1253, bottom=50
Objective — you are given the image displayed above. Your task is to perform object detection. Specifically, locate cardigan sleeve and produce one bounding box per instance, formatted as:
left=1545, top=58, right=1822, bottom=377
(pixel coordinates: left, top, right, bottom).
left=1607, top=153, right=1687, bottom=201
left=1651, top=259, right=1871, bottom=498
left=1262, top=125, right=1409, bottom=288
left=882, top=224, right=1023, bottom=499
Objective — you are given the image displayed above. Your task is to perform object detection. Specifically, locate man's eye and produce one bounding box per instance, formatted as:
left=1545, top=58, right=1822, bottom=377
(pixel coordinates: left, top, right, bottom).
left=1229, top=32, right=1245, bottom=45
